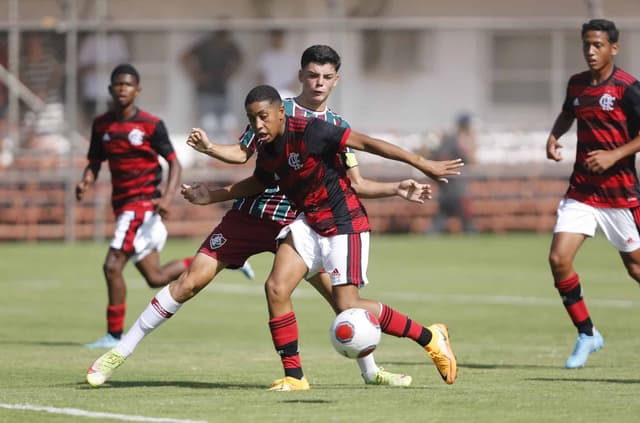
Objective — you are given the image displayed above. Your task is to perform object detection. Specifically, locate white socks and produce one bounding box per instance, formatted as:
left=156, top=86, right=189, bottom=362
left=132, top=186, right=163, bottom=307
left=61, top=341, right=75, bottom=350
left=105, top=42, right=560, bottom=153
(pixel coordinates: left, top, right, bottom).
left=115, top=286, right=182, bottom=357
left=357, top=353, right=380, bottom=383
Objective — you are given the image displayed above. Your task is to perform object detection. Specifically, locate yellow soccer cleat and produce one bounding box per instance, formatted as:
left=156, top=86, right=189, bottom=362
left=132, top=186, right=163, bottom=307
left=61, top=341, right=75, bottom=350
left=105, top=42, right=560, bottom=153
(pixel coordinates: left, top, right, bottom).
left=268, top=376, right=311, bottom=391
left=86, top=349, right=126, bottom=387
left=425, top=323, right=457, bottom=385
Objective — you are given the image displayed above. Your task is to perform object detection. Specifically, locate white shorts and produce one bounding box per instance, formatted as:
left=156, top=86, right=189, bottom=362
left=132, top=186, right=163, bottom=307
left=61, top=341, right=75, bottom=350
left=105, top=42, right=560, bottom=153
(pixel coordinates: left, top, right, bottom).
left=111, top=210, right=168, bottom=262
left=554, top=198, right=640, bottom=252
left=277, top=214, right=370, bottom=287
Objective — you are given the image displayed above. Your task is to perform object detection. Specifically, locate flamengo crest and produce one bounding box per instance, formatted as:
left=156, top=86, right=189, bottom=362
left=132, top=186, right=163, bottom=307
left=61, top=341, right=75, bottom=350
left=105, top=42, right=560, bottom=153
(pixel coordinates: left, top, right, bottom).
left=288, top=152, right=304, bottom=170
left=599, top=93, right=615, bottom=111
left=128, top=128, right=145, bottom=146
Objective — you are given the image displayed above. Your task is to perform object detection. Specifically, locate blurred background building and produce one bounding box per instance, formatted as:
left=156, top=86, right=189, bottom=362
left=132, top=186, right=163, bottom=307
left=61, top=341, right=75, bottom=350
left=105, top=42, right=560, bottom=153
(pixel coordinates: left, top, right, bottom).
left=0, top=0, right=638, bottom=240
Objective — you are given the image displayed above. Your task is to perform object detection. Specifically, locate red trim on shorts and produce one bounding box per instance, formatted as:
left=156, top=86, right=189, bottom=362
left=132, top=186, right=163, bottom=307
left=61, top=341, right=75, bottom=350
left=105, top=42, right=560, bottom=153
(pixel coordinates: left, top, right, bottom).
left=120, top=210, right=145, bottom=254
left=347, top=233, right=364, bottom=287
left=631, top=206, right=640, bottom=234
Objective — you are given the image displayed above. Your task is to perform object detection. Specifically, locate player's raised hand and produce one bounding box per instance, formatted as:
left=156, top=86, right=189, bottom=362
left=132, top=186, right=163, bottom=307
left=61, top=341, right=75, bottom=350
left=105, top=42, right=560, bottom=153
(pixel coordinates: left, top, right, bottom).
left=181, top=182, right=212, bottom=205
left=186, top=128, right=213, bottom=154
left=420, top=158, right=464, bottom=183
left=396, top=179, right=432, bottom=203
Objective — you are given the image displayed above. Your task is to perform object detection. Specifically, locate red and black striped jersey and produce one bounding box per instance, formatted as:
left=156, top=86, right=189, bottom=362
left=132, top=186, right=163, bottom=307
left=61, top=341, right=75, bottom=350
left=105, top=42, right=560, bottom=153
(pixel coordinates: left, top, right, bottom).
left=234, top=97, right=352, bottom=224
left=562, top=67, right=640, bottom=208
left=87, top=108, right=177, bottom=214
left=254, top=116, right=370, bottom=236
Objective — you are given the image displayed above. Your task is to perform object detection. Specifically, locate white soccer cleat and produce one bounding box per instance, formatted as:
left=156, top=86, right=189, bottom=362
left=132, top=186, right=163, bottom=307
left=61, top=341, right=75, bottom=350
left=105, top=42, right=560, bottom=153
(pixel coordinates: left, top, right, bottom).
left=86, top=349, right=126, bottom=387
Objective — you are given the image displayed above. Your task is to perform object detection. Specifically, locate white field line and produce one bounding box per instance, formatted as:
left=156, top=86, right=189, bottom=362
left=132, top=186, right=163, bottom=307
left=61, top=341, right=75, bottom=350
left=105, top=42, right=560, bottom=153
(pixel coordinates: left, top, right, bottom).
left=0, top=403, right=207, bottom=423
left=198, top=282, right=635, bottom=309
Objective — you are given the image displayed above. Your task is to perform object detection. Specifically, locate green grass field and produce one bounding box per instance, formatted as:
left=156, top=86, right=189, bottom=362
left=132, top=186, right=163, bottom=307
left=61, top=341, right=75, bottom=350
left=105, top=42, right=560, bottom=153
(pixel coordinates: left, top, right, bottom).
left=1, top=234, right=639, bottom=422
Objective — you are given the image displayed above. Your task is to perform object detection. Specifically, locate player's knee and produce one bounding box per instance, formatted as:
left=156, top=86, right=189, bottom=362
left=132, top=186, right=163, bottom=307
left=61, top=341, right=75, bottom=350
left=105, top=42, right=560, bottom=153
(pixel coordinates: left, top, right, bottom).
left=174, top=271, right=205, bottom=300
left=548, top=251, right=570, bottom=273
left=102, top=261, right=121, bottom=281
left=264, top=278, right=288, bottom=303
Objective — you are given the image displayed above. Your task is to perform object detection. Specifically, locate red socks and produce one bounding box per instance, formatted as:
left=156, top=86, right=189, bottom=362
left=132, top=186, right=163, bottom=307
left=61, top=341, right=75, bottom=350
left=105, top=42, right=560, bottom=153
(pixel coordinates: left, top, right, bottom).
left=378, top=304, right=432, bottom=347
left=555, top=273, right=593, bottom=335
left=269, top=312, right=303, bottom=379
left=107, top=303, right=126, bottom=338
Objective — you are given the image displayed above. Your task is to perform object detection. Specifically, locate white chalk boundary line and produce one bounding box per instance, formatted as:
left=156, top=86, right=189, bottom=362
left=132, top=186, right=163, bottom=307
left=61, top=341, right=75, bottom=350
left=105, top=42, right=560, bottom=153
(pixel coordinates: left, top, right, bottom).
left=0, top=403, right=207, bottom=423
left=204, top=282, right=635, bottom=309
left=123, top=276, right=636, bottom=309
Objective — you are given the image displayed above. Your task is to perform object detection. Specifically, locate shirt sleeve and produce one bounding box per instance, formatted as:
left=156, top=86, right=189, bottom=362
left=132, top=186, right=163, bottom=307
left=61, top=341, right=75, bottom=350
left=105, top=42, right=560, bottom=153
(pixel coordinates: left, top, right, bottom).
left=87, top=120, right=105, bottom=163
left=622, top=81, right=640, bottom=137
left=150, top=120, right=177, bottom=161
left=561, top=79, right=575, bottom=115
left=238, top=124, right=257, bottom=157
left=305, top=118, right=351, bottom=156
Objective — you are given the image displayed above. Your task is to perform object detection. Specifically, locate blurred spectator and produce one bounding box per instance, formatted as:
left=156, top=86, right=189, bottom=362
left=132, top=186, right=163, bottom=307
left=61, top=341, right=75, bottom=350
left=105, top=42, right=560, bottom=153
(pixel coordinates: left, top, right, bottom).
left=19, top=32, right=65, bottom=152
left=181, top=27, right=243, bottom=143
left=256, top=29, right=298, bottom=99
left=77, top=31, right=130, bottom=131
left=430, top=113, right=477, bottom=234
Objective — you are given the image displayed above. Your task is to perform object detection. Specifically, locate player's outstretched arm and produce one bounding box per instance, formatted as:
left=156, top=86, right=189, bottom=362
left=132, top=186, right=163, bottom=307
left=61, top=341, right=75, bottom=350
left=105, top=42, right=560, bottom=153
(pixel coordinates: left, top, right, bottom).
left=181, top=175, right=266, bottom=205
left=345, top=131, right=464, bottom=183
left=546, top=110, right=574, bottom=162
left=347, top=166, right=431, bottom=203
left=187, top=127, right=250, bottom=164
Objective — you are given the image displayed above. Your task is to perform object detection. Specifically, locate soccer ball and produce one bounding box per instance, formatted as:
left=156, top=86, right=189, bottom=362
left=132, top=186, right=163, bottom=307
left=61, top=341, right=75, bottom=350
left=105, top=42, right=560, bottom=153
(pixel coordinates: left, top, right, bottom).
left=330, top=308, right=382, bottom=359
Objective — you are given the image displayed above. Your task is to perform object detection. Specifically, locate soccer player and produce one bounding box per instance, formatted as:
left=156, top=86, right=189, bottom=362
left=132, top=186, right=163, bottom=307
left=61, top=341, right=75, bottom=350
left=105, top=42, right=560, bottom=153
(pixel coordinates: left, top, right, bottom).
left=545, top=19, right=640, bottom=368
left=76, top=64, right=193, bottom=349
left=181, top=85, right=462, bottom=390
left=86, top=46, right=431, bottom=388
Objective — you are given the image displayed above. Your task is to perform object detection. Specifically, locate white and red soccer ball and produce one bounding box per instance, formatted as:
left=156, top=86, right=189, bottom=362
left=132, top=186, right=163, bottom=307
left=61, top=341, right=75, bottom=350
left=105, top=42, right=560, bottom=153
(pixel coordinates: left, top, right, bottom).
left=330, top=308, right=382, bottom=359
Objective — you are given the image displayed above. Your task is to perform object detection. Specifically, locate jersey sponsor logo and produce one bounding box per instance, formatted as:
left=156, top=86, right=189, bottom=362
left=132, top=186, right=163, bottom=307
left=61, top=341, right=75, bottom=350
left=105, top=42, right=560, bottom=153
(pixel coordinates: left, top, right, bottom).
left=102, top=132, right=111, bottom=142
left=208, top=233, right=227, bottom=250
left=288, top=152, right=304, bottom=170
left=599, top=93, right=615, bottom=111
left=128, top=128, right=145, bottom=146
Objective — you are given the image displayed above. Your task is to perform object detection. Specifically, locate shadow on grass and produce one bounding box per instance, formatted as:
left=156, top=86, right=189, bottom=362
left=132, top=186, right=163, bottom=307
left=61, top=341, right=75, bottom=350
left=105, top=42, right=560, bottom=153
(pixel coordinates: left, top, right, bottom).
left=527, top=377, right=640, bottom=384
left=280, top=400, right=332, bottom=404
left=0, top=340, right=84, bottom=347
left=76, top=380, right=266, bottom=390
left=459, top=362, right=559, bottom=370
left=381, top=361, right=559, bottom=370
left=75, top=380, right=429, bottom=391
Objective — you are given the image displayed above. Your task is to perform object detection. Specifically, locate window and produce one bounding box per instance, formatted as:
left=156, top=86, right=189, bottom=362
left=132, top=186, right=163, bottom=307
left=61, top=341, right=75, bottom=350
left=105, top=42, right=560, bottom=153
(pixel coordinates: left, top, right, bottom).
left=360, top=29, right=425, bottom=74
left=491, top=31, right=552, bottom=105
